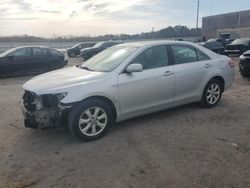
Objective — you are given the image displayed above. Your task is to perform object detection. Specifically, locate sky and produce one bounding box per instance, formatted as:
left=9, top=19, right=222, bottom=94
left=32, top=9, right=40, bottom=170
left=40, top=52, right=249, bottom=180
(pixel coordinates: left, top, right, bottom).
left=0, top=0, right=250, bottom=37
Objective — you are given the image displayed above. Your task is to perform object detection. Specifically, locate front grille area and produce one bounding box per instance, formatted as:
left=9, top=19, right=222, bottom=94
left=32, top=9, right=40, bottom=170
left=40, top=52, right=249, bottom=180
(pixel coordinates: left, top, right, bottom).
left=23, top=90, right=37, bottom=112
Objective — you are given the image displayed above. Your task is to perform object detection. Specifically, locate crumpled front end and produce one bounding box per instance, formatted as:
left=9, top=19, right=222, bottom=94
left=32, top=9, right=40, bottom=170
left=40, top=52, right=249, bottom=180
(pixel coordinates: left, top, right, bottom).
left=21, top=90, right=72, bottom=130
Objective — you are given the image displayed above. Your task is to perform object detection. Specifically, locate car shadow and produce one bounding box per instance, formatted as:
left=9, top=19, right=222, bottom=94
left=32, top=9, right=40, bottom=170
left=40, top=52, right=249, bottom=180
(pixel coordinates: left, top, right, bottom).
left=110, top=103, right=199, bottom=133
left=18, top=103, right=200, bottom=144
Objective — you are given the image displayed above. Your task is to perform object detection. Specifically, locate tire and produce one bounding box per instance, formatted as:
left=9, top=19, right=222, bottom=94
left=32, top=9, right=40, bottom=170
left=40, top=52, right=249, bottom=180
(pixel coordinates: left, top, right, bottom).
left=200, top=78, right=223, bottom=108
left=240, top=70, right=248, bottom=78
left=239, top=67, right=250, bottom=78
left=68, top=99, right=113, bottom=141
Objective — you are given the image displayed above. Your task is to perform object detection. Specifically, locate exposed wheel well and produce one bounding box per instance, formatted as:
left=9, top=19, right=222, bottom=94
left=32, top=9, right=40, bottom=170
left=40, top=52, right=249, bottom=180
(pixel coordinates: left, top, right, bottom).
left=211, top=76, right=225, bottom=92
left=81, top=96, right=117, bottom=120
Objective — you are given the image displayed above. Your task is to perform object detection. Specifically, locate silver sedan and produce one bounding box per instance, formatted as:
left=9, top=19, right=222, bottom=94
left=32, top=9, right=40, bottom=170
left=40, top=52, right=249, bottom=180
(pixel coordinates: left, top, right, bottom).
left=22, top=41, right=235, bottom=141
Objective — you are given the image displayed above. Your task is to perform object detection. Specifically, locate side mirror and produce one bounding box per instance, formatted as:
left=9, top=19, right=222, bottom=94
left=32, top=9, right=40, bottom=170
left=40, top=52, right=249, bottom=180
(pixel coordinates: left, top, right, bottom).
left=126, top=64, right=143, bottom=73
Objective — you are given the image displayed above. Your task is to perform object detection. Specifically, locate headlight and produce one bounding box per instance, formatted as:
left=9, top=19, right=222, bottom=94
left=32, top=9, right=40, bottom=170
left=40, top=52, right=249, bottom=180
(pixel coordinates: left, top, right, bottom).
left=35, top=93, right=68, bottom=110
left=54, top=92, right=68, bottom=101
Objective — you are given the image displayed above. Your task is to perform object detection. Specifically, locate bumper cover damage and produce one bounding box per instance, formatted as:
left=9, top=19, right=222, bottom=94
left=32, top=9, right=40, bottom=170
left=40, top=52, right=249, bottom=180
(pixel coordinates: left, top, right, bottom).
left=22, top=106, right=68, bottom=129
left=22, top=90, right=73, bottom=130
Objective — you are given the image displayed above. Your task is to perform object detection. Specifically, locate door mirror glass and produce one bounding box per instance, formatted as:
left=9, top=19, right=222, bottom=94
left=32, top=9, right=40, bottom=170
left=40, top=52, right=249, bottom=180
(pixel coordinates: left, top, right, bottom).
left=126, top=64, right=143, bottom=73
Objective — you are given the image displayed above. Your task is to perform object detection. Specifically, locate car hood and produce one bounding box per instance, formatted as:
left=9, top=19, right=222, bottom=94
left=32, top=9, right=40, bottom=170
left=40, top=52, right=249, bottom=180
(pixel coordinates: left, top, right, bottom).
left=243, top=50, right=250, bottom=55
left=23, top=66, right=106, bottom=95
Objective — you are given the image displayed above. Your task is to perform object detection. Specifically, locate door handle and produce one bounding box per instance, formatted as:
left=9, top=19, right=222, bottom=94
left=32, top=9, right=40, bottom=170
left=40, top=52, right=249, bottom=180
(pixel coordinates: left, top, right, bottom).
left=164, top=71, right=174, bottom=76
left=205, top=64, right=212, bottom=68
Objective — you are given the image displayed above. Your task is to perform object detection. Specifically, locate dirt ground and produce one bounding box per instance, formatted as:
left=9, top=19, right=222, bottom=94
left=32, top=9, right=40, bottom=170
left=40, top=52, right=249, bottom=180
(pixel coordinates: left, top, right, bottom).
left=0, top=57, right=249, bottom=188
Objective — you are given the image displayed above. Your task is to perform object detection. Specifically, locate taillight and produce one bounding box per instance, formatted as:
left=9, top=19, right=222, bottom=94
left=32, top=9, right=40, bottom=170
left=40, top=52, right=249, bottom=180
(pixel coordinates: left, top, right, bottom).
left=228, top=60, right=234, bottom=68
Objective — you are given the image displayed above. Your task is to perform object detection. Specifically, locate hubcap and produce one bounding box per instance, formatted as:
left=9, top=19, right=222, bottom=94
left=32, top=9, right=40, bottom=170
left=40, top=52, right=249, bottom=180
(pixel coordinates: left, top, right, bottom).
left=206, top=83, right=220, bottom=105
left=78, top=107, right=107, bottom=136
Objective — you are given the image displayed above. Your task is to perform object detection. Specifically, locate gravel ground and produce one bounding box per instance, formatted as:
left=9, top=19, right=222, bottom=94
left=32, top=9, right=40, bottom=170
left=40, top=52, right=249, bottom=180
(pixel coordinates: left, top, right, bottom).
left=0, top=57, right=249, bottom=188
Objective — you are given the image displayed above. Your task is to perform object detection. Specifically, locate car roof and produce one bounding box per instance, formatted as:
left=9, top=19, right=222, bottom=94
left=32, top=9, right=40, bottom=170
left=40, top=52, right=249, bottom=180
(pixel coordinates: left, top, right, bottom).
left=117, top=40, right=220, bottom=59
left=117, top=40, right=196, bottom=48
left=11, top=46, right=53, bottom=50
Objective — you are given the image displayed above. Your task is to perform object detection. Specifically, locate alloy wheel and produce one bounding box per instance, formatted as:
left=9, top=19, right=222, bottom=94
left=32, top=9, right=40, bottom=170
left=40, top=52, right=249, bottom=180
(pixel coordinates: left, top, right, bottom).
left=206, top=83, right=221, bottom=105
left=78, top=107, right=107, bottom=136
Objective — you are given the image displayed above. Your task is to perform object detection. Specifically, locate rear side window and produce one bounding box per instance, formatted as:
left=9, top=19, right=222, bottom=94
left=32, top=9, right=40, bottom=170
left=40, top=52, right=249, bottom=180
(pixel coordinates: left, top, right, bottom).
left=132, top=45, right=168, bottom=70
left=33, top=48, right=43, bottom=56
left=32, top=48, right=48, bottom=56
left=171, top=45, right=197, bottom=64
left=196, top=49, right=210, bottom=61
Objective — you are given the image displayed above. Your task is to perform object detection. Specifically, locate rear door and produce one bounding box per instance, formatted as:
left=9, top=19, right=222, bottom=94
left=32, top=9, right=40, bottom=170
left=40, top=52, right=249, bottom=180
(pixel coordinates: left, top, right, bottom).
left=170, top=45, right=212, bottom=103
left=118, top=45, right=174, bottom=118
left=30, top=47, right=50, bottom=70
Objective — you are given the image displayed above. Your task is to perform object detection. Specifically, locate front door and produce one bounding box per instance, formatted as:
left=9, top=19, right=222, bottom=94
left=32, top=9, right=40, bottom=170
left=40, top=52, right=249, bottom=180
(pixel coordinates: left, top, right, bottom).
left=2, top=47, right=33, bottom=74
left=117, top=45, right=174, bottom=118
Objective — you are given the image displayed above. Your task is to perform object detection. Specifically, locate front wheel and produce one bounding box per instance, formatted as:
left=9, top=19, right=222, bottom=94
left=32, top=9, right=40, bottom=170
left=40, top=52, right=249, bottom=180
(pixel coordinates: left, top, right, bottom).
left=68, top=99, right=113, bottom=141
left=200, top=79, right=223, bottom=108
left=239, top=66, right=250, bottom=78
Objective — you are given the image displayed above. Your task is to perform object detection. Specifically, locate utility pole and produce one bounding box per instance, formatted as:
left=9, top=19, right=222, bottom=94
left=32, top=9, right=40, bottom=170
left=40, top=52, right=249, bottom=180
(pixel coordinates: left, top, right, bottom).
left=196, top=0, right=200, bottom=42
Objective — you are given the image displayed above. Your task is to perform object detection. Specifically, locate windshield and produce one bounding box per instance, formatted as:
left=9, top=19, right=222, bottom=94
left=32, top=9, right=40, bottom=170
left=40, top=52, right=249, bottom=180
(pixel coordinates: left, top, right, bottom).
left=207, top=39, right=217, bottom=43
left=232, top=39, right=250, bottom=45
left=72, top=43, right=81, bottom=48
left=93, top=42, right=105, bottom=48
left=81, top=46, right=138, bottom=72
left=0, top=48, right=17, bottom=57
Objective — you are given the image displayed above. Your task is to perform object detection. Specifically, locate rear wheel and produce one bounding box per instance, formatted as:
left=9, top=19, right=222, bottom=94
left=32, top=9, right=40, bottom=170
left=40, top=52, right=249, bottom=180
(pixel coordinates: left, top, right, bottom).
left=68, top=99, right=113, bottom=141
left=200, top=78, right=223, bottom=108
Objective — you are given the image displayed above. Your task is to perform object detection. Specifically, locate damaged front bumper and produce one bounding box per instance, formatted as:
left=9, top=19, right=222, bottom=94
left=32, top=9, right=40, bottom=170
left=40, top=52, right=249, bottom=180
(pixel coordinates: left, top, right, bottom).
left=21, top=90, right=73, bottom=130
left=21, top=103, right=68, bottom=129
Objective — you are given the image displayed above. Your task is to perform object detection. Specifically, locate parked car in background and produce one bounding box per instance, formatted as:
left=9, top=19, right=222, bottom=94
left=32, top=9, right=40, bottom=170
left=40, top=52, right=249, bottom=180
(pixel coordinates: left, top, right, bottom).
left=80, top=41, right=123, bottom=60
left=207, top=38, right=234, bottom=46
left=199, top=40, right=225, bottom=54
left=225, top=38, right=250, bottom=56
left=207, top=38, right=227, bottom=46
left=67, top=42, right=96, bottom=57
left=22, top=41, right=234, bottom=141
left=239, top=50, right=250, bottom=77
left=0, top=46, right=67, bottom=76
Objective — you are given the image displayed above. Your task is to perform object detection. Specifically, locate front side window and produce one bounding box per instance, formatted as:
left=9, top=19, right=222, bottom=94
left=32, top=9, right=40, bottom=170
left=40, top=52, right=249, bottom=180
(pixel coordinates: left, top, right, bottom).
left=132, top=45, right=168, bottom=70
left=171, top=45, right=198, bottom=64
left=12, top=48, right=31, bottom=57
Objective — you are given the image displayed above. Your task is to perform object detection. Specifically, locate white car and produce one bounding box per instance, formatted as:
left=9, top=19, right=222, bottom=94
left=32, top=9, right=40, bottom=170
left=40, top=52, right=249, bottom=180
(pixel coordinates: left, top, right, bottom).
left=22, top=41, right=235, bottom=141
